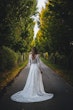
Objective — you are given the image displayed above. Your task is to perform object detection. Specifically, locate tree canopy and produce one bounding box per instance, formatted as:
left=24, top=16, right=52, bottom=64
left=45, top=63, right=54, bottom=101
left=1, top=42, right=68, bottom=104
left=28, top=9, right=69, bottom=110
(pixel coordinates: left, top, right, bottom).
left=0, top=0, right=37, bottom=52
left=35, top=0, right=73, bottom=53
left=35, top=0, right=73, bottom=68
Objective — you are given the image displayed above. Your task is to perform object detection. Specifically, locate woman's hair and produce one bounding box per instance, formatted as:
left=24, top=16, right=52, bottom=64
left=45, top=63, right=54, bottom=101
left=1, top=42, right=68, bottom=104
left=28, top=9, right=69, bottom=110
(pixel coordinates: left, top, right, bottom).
left=31, top=47, right=38, bottom=55
left=31, top=47, right=38, bottom=60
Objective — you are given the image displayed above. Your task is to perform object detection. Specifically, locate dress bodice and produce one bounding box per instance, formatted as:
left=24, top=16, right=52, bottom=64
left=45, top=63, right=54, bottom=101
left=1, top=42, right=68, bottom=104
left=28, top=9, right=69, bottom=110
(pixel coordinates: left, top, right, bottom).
left=29, top=54, right=40, bottom=65
left=30, top=58, right=37, bottom=64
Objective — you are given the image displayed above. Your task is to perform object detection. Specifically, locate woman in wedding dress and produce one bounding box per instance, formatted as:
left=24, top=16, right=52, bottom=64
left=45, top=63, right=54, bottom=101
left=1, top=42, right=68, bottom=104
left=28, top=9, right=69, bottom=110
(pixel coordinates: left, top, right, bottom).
left=11, top=47, right=54, bottom=103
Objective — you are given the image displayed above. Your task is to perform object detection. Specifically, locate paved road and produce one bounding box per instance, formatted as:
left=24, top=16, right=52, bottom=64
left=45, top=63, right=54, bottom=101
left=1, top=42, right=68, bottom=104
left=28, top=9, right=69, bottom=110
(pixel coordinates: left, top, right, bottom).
left=0, top=61, right=73, bottom=110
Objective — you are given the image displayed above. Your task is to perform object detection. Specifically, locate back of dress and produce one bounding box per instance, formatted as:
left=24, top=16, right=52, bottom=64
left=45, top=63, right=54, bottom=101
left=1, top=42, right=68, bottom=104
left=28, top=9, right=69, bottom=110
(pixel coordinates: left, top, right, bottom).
left=29, top=54, right=40, bottom=66
left=11, top=53, right=54, bottom=103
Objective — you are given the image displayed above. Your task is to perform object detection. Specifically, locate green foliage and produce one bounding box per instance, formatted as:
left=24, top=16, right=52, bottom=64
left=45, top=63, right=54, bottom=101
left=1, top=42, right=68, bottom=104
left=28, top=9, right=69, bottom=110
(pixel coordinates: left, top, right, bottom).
left=43, top=52, right=49, bottom=60
left=0, top=0, right=37, bottom=52
left=0, top=46, right=29, bottom=72
left=0, top=46, right=18, bottom=71
left=13, top=39, right=27, bottom=53
left=0, top=0, right=37, bottom=72
left=36, top=0, right=73, bottom=69
left=49, top=52, right=66, bottom=66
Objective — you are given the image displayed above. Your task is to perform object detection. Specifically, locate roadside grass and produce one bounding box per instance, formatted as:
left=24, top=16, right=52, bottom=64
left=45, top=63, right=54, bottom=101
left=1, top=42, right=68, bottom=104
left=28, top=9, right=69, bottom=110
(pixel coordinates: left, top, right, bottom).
left=41, top=57, right=73, bottom=86
left=0, top=60, right=28, bottom=90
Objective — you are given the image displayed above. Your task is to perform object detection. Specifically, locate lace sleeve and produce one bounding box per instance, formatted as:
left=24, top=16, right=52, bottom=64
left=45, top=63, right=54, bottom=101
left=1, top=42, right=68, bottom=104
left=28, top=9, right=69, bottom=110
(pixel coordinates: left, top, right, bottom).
left=37, top=54, right=42, bottom=71
left=28, top=54, right=31, bottom=67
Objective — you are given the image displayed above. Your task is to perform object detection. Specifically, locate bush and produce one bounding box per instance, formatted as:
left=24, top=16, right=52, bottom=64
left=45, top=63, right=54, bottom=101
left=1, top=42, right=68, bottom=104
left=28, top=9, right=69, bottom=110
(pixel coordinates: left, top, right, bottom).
left=16, top=51, right=22, bottom=64
left=0, top=46, right=18, bottom=71
left=49, top=52, right=68, bottom=68
left=43, top=52, right=49, bottom=59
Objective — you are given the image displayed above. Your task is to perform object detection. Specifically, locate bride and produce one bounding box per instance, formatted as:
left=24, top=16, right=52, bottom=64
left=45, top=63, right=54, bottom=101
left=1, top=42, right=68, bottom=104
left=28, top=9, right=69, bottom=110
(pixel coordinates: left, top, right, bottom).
left=11, top=47, right=54, bottom=103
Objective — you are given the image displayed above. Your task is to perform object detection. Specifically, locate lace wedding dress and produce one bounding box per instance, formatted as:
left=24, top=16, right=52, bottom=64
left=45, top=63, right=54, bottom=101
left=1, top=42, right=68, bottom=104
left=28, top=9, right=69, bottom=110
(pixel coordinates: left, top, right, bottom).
left=11, top=54, right=54, bottom=103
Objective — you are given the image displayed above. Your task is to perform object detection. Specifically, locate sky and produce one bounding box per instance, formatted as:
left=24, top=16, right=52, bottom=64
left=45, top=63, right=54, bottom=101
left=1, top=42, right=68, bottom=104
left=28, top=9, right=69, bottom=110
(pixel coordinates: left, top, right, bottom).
left=37, top=0, right=48, bottom=12
left=33, top=0, right=48, bottom=39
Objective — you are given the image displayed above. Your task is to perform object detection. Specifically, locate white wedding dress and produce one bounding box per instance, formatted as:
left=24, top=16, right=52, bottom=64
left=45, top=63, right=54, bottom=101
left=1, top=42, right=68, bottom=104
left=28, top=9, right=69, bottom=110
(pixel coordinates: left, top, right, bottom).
left=11, top=54, right=54, bottom=103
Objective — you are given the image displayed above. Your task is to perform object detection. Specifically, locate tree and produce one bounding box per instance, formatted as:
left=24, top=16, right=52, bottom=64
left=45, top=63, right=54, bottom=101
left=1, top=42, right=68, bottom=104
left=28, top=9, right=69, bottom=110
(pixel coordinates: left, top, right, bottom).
left=0, top=0, right=37, bottom=52
left=37, top=0, right=73, bottom=54
left=36, top=0, right=73, bottom=68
